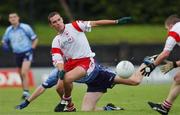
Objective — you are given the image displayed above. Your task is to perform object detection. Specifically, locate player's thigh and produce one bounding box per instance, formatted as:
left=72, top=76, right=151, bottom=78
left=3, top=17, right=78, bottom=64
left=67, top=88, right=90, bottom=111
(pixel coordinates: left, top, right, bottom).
left=65, top=66, right=87, bottom=82
left=174, top=70, right=180, bottom=83
left=81, top=92, right=103, bottom=111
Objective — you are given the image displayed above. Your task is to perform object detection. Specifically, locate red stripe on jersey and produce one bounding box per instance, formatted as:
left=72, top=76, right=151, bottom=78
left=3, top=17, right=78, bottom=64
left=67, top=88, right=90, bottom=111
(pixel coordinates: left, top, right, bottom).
left=168, top=31, right=180, bottom=42
left=64, top=58, right=91, bottom=72
left=51, top=48, right=63, bottom=55
left=72, top=21, right=83, bottom=32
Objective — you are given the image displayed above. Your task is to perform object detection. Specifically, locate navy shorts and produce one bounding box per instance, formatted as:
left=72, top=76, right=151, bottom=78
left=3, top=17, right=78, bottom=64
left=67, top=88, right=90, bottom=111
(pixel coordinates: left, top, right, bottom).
left=15, top=50, right=33, bottom=68
left=86, top=66, right=116, bottom=93
left=42, top=68, right=59, bottom=88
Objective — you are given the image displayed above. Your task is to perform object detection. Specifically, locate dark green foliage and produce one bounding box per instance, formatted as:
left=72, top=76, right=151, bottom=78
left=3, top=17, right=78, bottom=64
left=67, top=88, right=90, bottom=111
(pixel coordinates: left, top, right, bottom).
left=0, top=0, right=180, bottom=24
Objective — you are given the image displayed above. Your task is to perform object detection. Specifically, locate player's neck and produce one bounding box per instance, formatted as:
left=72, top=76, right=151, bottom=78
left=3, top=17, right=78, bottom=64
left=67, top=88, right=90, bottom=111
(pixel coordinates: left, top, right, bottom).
left=12, top=23, right=20, bottom=29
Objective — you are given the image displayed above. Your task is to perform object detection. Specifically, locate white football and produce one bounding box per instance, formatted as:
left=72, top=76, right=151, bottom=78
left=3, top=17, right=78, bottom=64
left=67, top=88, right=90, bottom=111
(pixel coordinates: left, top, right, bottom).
left=116, top=60, right=135, bottom=79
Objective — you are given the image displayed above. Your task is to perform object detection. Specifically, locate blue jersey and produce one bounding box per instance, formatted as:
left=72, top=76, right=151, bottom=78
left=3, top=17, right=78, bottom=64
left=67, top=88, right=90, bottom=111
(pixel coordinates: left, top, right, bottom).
left=2, top=23, right=37, bottom=53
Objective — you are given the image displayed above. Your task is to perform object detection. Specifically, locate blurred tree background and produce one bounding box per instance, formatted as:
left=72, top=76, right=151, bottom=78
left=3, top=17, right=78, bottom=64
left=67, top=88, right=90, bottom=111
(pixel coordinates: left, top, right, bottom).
left=1, top=0, right=180, bottom=66
left=0, top=0, right=180, bottom=25
left=0, top=0, right=180, bottom=45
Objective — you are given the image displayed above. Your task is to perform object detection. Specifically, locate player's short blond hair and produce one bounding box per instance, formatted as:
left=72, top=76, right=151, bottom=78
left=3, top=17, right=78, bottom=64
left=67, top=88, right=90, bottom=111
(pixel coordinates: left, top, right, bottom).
left=165, top=14, right=180, bottom=26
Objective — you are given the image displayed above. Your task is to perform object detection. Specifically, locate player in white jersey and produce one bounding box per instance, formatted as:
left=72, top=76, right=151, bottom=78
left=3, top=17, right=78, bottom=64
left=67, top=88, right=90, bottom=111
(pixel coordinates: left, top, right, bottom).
left=141, top=14, right=180, bottom=115
left=47, top=11, right=149, bottom=112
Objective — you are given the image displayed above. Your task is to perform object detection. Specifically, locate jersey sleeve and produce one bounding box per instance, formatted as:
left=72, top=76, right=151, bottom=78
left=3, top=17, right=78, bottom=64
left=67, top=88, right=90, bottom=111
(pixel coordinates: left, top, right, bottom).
left=24, top=24, right=37, bottom=40
left=2, top=27, right=11, bottom=43
left=168, top=23, right=180, bottom=42
left=163, top=36, right=176, bottom=51
left=168, top=31, right=180, bottom=42
left=72, top=20, right=91, bottom=32
left=51, top=37, right=64, bottom=66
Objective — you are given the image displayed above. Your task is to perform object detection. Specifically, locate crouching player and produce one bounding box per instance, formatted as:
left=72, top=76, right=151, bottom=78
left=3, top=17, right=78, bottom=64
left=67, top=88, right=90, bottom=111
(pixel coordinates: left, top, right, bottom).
left=16, top=63, right=147, bottom=112
left=47, top=11, right=145, bottom=112
left=16, top=11, right=146, bottom=112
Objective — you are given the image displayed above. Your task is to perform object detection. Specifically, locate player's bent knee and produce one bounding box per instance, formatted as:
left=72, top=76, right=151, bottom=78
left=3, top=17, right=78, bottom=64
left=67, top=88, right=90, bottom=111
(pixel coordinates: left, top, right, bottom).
left=42, top=83, right=53, bottom=89
left=64, top=74, right=74, bottom=83
left=174, top=75, right=180, bottom=84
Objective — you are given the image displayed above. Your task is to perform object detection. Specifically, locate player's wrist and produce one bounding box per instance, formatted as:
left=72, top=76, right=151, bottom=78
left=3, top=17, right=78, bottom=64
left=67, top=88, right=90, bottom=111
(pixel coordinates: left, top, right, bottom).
left=173, top=61, right=178, bottom=68
left=25, top=99, right=30, bottom=104
left=116, top=17, right=132, bottom=25
left=115, top=20, right=118, bottom=24
left=58, top=70, right=65, bottom=80
left=149, top=63, right=156, bottom=70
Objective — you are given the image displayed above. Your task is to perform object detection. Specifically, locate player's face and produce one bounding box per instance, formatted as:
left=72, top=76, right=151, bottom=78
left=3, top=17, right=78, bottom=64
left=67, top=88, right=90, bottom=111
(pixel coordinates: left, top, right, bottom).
left=9, top=13, right=19, bottom=26
left=50, top=14, right=64, bottom=32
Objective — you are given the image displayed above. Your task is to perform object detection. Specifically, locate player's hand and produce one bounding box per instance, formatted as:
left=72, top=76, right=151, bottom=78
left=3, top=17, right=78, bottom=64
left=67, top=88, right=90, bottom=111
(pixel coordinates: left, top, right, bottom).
left=15, top=99, right=30, bottom=110
left=143, top=54, right=158, bottom=65
left=58, top=70, right=65, bottom=80
left=160, top=61, right=178, bottom=74
left=116, top=17, right=132, bottom=24
left=140, top=63, right=156, bottom=76
left=2, top=43, right=10, bottom=52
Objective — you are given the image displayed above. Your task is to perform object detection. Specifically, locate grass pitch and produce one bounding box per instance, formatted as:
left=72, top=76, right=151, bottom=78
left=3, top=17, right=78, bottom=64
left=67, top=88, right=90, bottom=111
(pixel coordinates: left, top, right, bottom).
left=0, top=84, right=179, bottom=115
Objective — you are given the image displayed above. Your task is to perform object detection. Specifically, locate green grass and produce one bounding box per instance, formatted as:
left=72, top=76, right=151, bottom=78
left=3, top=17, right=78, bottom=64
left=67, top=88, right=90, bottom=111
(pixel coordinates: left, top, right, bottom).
left=0, top=84, right=179, bottom=115
left=0, top=24, right=166, bottom=45
left=87, top=24, right=166, bottom=44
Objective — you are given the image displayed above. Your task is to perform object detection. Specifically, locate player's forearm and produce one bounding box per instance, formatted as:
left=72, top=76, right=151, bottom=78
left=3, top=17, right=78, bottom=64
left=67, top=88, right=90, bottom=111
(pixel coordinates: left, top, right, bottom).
left=32, top=38, right=38, bottom=49
left=154, top=51, right=170, bottom=66
left=90, top=20, right=116, bottom=27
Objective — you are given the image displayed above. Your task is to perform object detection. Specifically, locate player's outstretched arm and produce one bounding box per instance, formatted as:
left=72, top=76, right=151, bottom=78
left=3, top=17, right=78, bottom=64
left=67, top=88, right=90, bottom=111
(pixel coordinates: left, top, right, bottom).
left=90, top=17, right=132, bottom=27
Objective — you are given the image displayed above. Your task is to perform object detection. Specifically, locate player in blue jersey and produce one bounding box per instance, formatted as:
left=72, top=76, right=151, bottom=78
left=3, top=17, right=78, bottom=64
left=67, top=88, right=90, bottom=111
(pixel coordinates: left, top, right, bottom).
left=16, top=63, right=146, bottom=112
left=1, top=12, right=38, bottom=99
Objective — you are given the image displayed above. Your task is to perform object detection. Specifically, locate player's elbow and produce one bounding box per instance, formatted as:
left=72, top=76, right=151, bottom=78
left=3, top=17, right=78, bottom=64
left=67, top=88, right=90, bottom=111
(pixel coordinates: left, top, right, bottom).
left=174, top=74, right=180, bottom=84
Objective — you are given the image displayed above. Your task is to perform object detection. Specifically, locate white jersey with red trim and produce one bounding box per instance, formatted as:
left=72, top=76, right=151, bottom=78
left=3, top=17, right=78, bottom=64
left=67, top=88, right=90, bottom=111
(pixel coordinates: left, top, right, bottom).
left=51, top=20, right=95, bottom=65
left=164, top=22, right=180, bottom=51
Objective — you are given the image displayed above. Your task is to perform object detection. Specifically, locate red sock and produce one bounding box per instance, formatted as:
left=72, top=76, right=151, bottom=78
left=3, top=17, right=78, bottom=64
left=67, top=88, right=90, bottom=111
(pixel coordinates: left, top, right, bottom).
left=63, top=95, right=71, bottom=101
left=162, top=100, right=172, bottom=110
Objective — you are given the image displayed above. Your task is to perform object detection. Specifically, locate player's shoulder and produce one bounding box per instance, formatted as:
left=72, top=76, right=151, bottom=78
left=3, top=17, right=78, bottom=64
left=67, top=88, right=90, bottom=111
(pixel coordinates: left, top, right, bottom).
left=6, top=25, right=13, bottom=32
left=19, top=23, right=32, bottom=29
left=68, top=20, right=86, bottom=26
left=52, top=34, right=60, bottom=41
left=171, top=22, right=180, bottom=31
